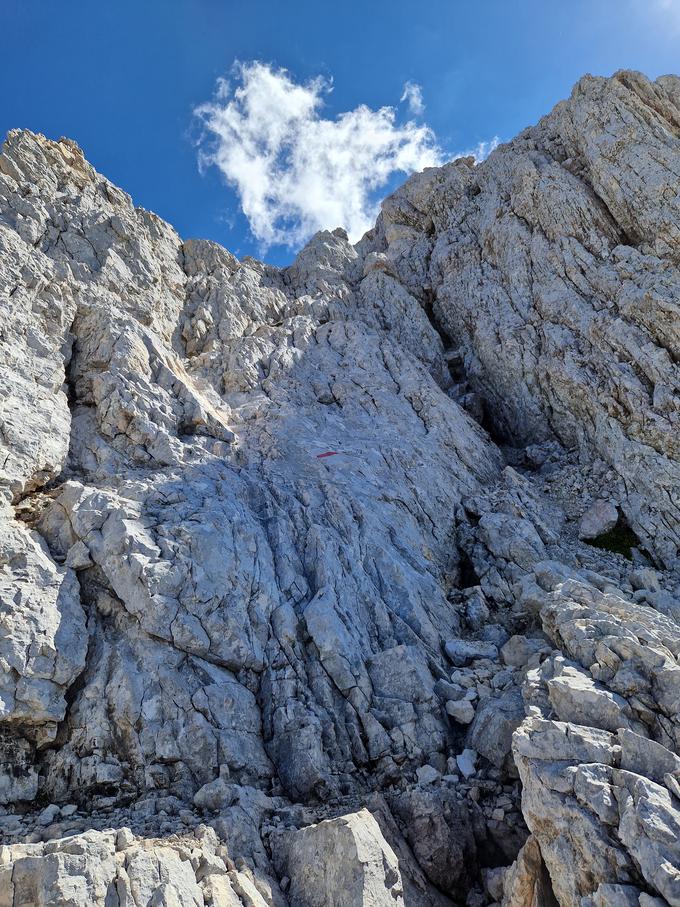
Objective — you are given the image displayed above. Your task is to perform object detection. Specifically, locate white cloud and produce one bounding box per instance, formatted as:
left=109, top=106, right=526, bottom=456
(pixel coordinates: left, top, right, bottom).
left=194, top=62, right=443, bottom=249
left=467, top=136, right=500, bottom=162
left=400, top=81, right=425, bottom=116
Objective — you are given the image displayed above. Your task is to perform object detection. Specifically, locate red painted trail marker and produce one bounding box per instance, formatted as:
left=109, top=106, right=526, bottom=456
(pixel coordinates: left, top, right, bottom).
left=316, top=451, right=339, bottom=459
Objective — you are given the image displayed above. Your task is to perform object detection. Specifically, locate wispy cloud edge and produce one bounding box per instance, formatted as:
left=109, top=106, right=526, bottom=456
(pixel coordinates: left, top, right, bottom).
left=194, top=62, right=500, bottom=250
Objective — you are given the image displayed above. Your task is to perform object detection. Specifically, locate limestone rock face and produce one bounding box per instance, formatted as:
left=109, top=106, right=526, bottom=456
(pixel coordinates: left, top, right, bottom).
left=0, top=825, right=283, bottom=907
left=0, top=69, right=679, bottom=907
left=376, top=70, right=680, bottom=566
left=512, top=580, right=680, bottom=907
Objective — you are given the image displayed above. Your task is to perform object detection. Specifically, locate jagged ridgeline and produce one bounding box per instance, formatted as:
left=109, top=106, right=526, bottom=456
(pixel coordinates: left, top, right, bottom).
left=0, top=70, right=679, bottom=906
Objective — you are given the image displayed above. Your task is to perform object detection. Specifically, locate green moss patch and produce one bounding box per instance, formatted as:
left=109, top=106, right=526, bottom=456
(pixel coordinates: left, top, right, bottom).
left=585, top=524, right=640, bottom=560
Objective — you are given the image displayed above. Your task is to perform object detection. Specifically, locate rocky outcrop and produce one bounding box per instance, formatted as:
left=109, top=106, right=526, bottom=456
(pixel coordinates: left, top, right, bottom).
left=374, top=70, right=680, bottom=567
left=0, top=69, right=679, bottom=906
left=0, top=824, right=287, bottom=906
left=511, top=579, right=680, bottom=906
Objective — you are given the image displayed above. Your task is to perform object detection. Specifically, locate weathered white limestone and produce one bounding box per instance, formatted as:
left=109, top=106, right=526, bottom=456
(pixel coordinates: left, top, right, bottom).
left=273, top=809, right=405, bottom=907
left=376, top=70, right=680, bottom=566
left=0, top=825, right=283, bottom=907
left=0, top=69, right=680, bottom=906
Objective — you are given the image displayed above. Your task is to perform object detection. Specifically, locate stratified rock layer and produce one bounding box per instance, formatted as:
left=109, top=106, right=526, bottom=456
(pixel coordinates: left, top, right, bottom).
left=0, top=69, right=679, bottom=906
left=376, top=70, right=680, bottom=566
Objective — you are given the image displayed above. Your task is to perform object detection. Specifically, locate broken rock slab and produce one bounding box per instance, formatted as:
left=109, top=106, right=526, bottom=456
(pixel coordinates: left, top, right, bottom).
left=271, top=809, right=405, bottom=907
left=578, top=501, right=619, bottom=541
left=445, top=638, right=499, bottom=667
left=468, top=687, right=525, bottom=772
left=501, top=835, right=558, bottom=907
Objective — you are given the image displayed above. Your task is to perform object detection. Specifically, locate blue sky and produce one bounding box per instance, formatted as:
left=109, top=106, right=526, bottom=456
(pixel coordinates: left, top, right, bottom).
left=1, top=0, right=679, bottom=264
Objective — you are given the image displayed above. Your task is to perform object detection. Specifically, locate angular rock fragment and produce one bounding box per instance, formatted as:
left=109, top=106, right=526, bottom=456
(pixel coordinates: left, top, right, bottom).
left=273, top=810, right=405, bottom=907
left=578, top=501, right=619, bottom=541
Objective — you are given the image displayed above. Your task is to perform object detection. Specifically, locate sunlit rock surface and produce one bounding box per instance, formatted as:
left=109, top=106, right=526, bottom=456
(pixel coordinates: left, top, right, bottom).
left=0, top=70, right=679, bottom=905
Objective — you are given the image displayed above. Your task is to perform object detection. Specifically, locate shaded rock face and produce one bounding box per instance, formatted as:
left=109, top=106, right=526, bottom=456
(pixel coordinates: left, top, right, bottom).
left=375, top=70, right=680, bottom=567
left=0, top=70, right=679, bottom=906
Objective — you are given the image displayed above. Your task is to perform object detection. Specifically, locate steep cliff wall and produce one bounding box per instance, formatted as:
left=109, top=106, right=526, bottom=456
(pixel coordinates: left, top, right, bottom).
left=0, top=71, right=679, bottom=906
